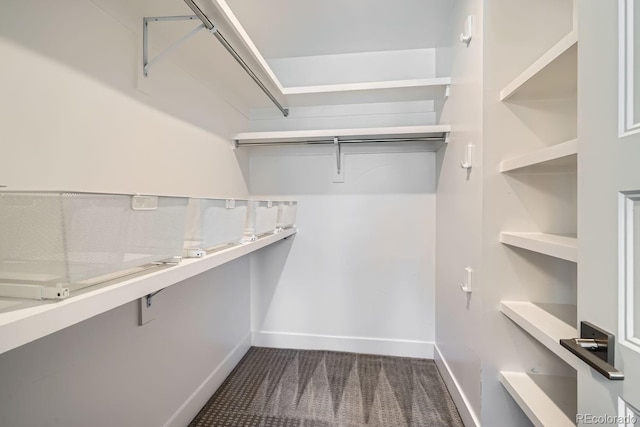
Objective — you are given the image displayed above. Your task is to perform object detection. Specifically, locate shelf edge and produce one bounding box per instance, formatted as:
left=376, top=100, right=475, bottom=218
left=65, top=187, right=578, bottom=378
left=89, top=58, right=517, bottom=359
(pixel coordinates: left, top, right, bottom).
left=499, top=371, right=575, bottom=427
left=500, top=139, right=578, bottom=172
left=233, top=125, right=452, bottom=143
left=500, top=232, right=578, bottom=263
left=281, top=77, right=452, bottom=95
left=500, top=301, right=581, bottom=371
left=0, top=228, right=297, bottom=355
left=500, top=31, right=578, bottom=102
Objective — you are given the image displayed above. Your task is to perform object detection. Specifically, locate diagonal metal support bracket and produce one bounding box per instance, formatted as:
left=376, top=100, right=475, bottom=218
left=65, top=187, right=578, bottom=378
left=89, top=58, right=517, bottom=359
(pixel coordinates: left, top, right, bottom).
left=143, top=15, right=207, bottom=77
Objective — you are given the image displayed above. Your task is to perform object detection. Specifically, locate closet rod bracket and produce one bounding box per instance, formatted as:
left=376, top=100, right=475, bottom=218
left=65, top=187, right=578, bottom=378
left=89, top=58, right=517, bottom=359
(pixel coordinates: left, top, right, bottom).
left=142, top=15, right=206, bottom=78
left=334, top=137, right=342, bottom=175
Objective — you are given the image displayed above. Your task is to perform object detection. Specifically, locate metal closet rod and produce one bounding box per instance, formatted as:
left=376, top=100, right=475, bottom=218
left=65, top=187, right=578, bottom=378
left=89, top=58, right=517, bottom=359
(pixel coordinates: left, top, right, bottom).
left=183, top=0, right=289, bottom=117
left=235, top=136, right=445, bottom=147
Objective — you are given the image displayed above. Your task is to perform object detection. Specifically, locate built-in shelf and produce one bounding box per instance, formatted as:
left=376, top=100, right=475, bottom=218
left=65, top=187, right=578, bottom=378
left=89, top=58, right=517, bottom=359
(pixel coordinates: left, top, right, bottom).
left=0, top=228, right=297, bottom=355
left=283, top=78, right=452, bottom=107
left=500, top=31, right=578, bottom=102
left=500, top=301, right=581, bottom=370
left=500, top=139, right=577, bottom=172
left=500, top=232, right=577, bottom=263
left=233, top=125, right=451, bottom=150
left=499, top=371, right=576, bottom=427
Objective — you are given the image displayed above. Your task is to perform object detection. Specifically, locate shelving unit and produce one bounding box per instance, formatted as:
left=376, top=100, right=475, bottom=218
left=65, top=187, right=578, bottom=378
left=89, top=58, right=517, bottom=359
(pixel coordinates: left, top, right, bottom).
left=500, top=139, right=577, bottom=172
left=233, top=125, right=451, bottom=150
left=500, top=301, right=580, bottom=370
left=492, top=2, right=579, bottom=423
left=500, top=31, right=577, bottom=102
left=0, top=228, right=296, bottom=356
left=499, top=232, right=577, bottom=263
left=499, top=371, right=576, bottom=427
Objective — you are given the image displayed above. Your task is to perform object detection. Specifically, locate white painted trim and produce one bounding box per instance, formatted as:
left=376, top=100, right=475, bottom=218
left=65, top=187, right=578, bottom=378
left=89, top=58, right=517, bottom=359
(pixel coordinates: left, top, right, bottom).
left=618, top=397, right=640, bottom=426
left=619, top=191, right=640, bottom=352
left=619, top=0, right=640, bottom=137
left=164, top=333, right=252, bottom=427
left=434, top=345, right=481, bottom=427
left=252, top=331, right=433, bottom=359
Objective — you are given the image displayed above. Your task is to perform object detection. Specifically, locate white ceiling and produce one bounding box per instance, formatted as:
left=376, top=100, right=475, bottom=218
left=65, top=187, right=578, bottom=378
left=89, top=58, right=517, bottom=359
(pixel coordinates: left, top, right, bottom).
left=223, top=0, right=448, bottom=59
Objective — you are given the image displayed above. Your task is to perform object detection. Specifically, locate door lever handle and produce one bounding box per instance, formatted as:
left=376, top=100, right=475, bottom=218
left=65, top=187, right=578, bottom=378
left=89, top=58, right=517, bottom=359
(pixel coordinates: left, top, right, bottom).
left=560, top=321, right=624, bottom=380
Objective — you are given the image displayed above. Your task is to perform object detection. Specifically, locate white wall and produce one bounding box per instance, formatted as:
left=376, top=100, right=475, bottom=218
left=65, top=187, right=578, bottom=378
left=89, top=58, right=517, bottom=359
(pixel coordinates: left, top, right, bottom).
left=0, top=0, right=257, bottom=425
left=249, top=144, right=436, bottom=358
left=0, top=260, right=251, bottom=427
left=433, top=1, right=484, bottom=426
left=267, top=48, right=436, bottom=87
left=247, top=101, right=437, bottom=132
left=0, top=0, right=250, bottom=196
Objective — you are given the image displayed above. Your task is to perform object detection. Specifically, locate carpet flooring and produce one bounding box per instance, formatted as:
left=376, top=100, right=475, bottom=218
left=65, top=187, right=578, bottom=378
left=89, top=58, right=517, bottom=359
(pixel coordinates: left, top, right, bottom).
left=189, top=347, right=464, bottom=427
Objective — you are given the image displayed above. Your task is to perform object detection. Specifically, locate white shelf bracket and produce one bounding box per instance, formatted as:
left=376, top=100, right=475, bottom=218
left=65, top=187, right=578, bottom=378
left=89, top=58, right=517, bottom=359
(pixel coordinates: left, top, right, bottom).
left=445, top=84, right=451, bottom=98
left=444, top=132, right=451, bottom=144
left=143, top=15, right=206, bottom=77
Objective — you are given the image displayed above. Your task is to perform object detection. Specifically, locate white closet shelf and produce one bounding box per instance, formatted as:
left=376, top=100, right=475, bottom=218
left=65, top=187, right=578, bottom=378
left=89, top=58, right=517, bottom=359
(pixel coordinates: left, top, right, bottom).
left=282, top=78, right=452, bottom=107
left=233, top=125, right=451, bottom=150
left=500, top=139, right=577, bottom=172
left=283, top=77, right=451, bottom=95
left=0, top=228, right=296, bottom=356
left=500, top=232, right=577, bottom=262
left=500, top=31, right=578, bottom=102
left=500, top=301, right=581, bottom=370
left=499, top=371, right=576, bottom=427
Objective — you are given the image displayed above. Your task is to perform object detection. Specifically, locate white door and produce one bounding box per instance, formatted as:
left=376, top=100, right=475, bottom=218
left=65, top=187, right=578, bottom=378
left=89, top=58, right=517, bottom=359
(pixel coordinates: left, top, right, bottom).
left=579, top=0, right=640, bottom=424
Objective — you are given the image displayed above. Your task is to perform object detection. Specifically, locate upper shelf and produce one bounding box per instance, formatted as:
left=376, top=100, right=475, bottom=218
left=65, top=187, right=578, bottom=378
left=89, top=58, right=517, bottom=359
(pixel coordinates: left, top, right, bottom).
left=0, top=228, right=296, bottom=355
left=233, top=125, right=451, bottom=150
left=500, top=139, right=577, bottom=172
left=282, top=78, right=451, bottom=107
left=500, top=232, right=577, bottom=263
left=500, top=31, right=578, bottom=102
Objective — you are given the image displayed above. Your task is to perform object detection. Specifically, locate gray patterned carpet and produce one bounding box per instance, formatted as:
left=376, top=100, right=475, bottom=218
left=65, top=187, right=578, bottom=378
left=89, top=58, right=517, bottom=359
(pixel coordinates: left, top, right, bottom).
left=189, top=347, right=464, bottom=427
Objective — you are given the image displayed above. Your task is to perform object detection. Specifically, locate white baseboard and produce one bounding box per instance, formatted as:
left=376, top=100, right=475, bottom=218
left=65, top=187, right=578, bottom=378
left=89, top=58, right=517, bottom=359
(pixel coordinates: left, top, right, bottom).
left=164, top=333, right=251, bottom=427
left=252, top=331, right=433, bottom=359
left=434, top=345, right=481, bottom=427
